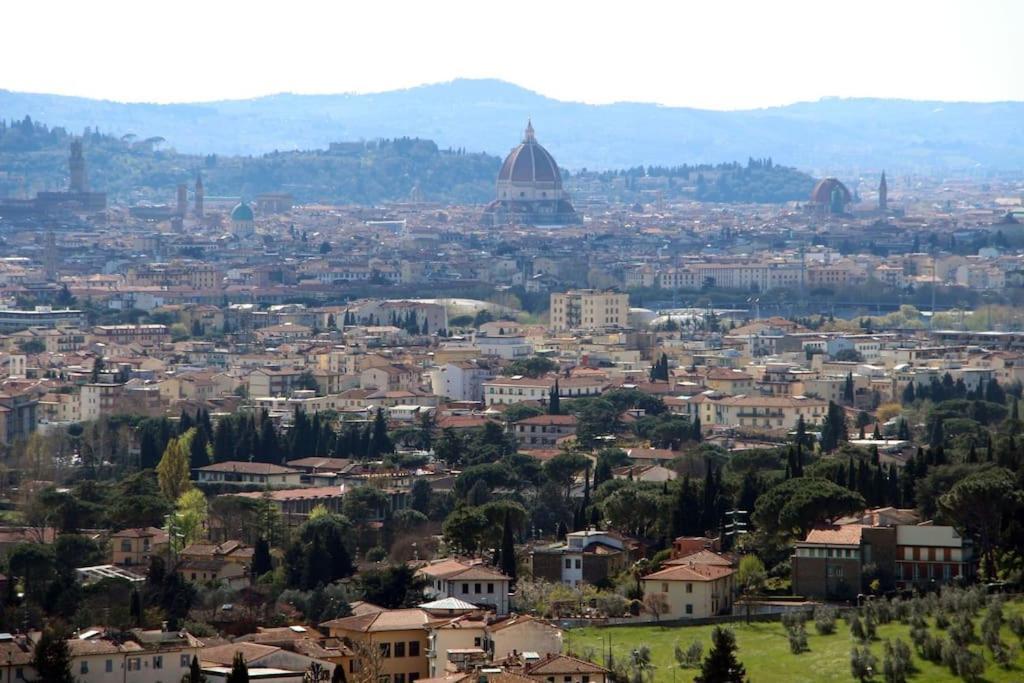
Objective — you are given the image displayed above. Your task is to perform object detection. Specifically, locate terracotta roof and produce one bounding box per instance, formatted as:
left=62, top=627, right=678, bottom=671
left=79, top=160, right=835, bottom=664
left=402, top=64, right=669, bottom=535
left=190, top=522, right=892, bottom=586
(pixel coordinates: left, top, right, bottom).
left=642, top=562, right=735, bottom=582
left=514, top=414, right=577, bottom=426
left=801, top=524, right=866, bottom=546
left=201, top=642, right=280, bottom=665
left=665, top=550, right=735, bottom=567
left=526, top=654, right=609, bottom=675
left=199, top=461, right=299, bottom=475
left=320, top=608, right=435, bottom=632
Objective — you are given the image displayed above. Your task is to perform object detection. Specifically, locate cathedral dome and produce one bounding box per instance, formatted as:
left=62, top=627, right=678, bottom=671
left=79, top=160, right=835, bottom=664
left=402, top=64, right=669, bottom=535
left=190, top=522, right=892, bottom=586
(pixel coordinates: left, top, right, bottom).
left=497, top=121, right=563, bottom=187
left=231, top=201, right=254, bottom=222
left=810, top=178, right=851, bottom=205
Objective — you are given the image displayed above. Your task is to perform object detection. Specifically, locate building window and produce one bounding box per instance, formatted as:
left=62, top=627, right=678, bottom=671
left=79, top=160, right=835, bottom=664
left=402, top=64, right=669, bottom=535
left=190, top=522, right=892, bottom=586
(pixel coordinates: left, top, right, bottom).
left=564, top=559, right=571, bottom=569
left=153, top=655, right=163, bottom=669
left=106, top=659, right=114, bottom=673
left=409, top=641, right=420, bottom=657
left=474, top=583, right=482, bottom=594
left=487, top=583, right=494, bottom=593
left=395, top=675, right=406, bottom=683
left=662, top=583, right=669, bottom=593
left=181, top=655, right=191, bottom=668
left=81, top=661, right=89, bottom=675
left=686, top=583, right=693, bottom=594
left=574, top=559, right=581, bottom=569
left=381, top=643, right=391, bottom=658
left=121, top=540, right=132, bottom=552
left=685, top=604, right=693, bottom=615
left=462, top=583, right=469, bottom=593
left=395, top=642, right=406, bottom=658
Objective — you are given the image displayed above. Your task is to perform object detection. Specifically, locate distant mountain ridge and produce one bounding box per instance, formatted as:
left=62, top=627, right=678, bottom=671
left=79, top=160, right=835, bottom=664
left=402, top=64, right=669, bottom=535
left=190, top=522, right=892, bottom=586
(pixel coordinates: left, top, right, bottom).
left=1, top=79, right=1023, bottom=173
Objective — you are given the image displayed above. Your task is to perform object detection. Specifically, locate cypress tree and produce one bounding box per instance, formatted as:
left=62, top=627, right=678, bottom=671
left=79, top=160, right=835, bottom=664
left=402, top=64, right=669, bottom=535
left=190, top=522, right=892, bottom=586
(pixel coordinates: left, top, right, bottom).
left=500, top=511, right=517, bottom=582
left=226, top=651, right=249, bottom=683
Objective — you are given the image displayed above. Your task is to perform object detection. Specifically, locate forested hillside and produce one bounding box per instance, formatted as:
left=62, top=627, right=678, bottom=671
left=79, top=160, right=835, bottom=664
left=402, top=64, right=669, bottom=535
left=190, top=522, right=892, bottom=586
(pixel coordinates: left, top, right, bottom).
left=0, top=116, right=500, bottom=204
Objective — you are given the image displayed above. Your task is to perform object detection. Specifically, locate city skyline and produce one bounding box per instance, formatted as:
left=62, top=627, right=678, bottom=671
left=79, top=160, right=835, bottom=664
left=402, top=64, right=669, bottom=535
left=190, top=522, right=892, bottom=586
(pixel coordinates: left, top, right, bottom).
left=2, top=0, right=1022, bottom=109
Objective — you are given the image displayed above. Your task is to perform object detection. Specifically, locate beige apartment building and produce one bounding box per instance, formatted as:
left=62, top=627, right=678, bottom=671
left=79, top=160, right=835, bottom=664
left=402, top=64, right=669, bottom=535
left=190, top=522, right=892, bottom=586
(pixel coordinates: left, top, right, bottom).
left=641, top=561, right=736, bottom=620
left=549, top=290, right=629, bottom=331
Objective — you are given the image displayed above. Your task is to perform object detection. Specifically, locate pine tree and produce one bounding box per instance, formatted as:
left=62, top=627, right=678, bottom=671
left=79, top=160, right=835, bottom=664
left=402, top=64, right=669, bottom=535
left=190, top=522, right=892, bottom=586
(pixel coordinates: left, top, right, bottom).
left=843, top=372, right=855, bottom=404
left=902, top=380, right=916, bottom=404
left=691, top=415, right=703, bottom=442
left=695, top=626, right=747, bottom=683
left=32, top=629, right=75, bottom=683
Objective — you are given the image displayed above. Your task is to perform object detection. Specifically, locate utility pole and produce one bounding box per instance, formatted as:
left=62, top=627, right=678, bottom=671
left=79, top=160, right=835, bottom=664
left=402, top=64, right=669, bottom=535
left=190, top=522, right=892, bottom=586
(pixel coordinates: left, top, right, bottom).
left=723, top=509, right=748, bottom=550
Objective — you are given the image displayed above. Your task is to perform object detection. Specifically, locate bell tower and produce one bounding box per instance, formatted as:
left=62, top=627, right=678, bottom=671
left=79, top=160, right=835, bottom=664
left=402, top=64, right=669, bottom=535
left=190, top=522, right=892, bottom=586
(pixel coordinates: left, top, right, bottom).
left=878, top=171, right=888, bottom=212
left=69, top=139, right=86, bottom=193
left=194, top=173, right=205, bottom=218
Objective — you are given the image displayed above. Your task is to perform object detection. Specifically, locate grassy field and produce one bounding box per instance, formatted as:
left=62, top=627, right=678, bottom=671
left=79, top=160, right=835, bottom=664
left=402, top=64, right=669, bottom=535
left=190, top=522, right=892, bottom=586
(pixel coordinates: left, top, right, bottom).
left=567, top=602, right=1024, bottom=682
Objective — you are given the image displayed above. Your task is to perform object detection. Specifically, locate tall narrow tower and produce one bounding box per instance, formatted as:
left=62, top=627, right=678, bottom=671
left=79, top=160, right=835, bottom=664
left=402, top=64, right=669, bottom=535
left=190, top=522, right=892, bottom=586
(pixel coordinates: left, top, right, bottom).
left=69, top=139, right=86, bottom=193
left=176, top=183, right=188, bottom=216
left=194, top=173, right=204, bottom=218
left=44, top=231, right=58, bottom=281
left=878, top=171, right=888, bottom=212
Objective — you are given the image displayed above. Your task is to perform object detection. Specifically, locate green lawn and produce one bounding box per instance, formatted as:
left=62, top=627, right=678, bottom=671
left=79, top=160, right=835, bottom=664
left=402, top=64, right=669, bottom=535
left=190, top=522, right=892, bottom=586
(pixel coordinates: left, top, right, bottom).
left=567, top=602, right=1024, bottom=682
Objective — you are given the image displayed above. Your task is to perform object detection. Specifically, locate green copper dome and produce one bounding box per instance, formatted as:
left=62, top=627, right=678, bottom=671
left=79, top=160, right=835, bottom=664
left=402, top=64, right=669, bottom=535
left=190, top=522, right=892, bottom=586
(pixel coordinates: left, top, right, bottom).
left=231, top=201, right=254, bottom=221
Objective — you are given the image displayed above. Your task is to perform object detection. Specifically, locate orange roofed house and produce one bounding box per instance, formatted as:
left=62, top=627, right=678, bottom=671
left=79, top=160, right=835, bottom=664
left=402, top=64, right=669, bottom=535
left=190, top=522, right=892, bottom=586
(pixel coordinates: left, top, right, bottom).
left=320, top=608, right=434, bottom=683
left=417, top=559, right=512, bottom=616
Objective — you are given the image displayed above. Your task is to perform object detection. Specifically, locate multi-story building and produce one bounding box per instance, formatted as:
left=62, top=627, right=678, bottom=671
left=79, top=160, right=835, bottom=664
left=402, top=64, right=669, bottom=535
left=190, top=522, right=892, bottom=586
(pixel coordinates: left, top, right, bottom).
left=126, top=262, right=222, bottom=290
left=429, top=360, right=496, bottom=402
left=418, top=559, right=512, bottom=616
left=512, top=414, right=577, bottom=448
left=792, top=511, right=974, bottom=599
left=531, top=529, right=634, bottom=587
left=320, top=608, right=432, bottom=683
left=640, top=559, right=736, bottom=620
left=92, top=324, right=170, bottom=346
left=0, top=306, right=85, bottom=331
left=195, top=462, right=303, bottom=488
left=110, top=527, right=169, bottom=568
left=549, top=290, right=629, bottom=331
left=482, top=376, right=607, bottom=406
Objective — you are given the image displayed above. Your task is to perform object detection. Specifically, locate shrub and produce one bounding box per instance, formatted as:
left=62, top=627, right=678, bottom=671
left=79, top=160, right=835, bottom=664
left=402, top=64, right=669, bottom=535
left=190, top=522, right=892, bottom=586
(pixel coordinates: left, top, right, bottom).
left=1009, top=613, right=1024, bottom=643
left=787, top=622, right=809, bottom=654
left=863, top=612, right=877, bottom=641
left=813, top=605, right=838, bottom=635
left=850, top=645, right=877, bottom=682
left=364, top=546, right=388, bottom=562
left=953, top=647, right=986, bottom=681
left=934, top=611, right=950, bottom=629
left=919, top=633, right=943, bottom=663
left=674, top=640, right=703, bottom=669
left=948, top=615, right=976, bottom=647
left=849, top=613, right=865, bottom=641
left=882, top=638, right=912, bottom=683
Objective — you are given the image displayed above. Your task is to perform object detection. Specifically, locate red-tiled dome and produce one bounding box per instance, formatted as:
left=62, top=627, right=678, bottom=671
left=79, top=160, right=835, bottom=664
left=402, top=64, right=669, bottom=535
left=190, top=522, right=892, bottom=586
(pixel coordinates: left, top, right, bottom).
left=497, top=121, right=563, bottom=186
left=810, top=177, right=851, bottom=204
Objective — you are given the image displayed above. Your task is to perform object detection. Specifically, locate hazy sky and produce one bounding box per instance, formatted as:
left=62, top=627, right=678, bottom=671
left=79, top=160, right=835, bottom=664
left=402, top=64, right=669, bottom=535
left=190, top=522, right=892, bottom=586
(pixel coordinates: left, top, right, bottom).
left=4, top=0, right=1022, bottom=109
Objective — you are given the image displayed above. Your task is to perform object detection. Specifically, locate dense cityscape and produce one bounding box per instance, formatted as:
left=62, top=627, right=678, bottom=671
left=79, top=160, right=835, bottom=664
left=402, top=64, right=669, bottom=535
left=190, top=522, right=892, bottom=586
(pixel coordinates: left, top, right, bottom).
left=1, top=4, right=1024, bottom=682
